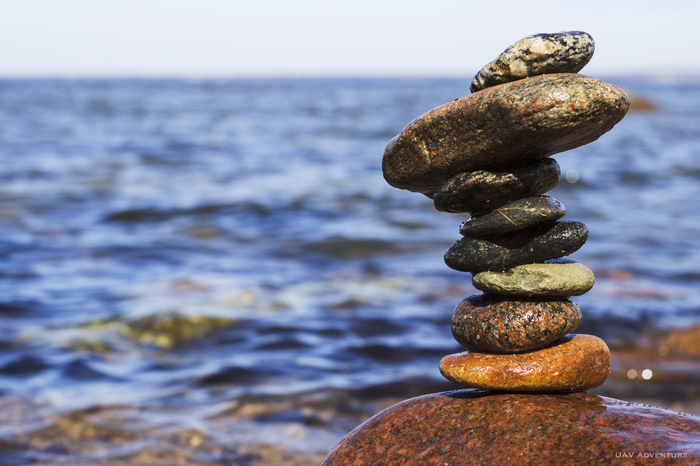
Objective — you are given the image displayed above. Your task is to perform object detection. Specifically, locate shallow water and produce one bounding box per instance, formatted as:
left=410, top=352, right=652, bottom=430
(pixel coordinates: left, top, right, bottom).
left=0, top=77, right=699, bottom=464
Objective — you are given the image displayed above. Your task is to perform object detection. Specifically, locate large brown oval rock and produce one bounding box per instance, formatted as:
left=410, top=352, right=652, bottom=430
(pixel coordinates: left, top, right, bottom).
left=439, top=334, right=610, bottom=391
left=451, top=293, right=581, bottom=352
left=321, top=390, right=700, bottom=465
left=382, top=73, right=629, bottom=196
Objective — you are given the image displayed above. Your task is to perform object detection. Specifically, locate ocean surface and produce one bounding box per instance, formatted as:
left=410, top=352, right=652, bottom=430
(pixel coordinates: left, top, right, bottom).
left=0, top=77, right=699, bottom=464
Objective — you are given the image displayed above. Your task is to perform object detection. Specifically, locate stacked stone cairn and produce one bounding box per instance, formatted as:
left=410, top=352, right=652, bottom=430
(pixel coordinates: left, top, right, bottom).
left=382, top=31, right=630, bottom=392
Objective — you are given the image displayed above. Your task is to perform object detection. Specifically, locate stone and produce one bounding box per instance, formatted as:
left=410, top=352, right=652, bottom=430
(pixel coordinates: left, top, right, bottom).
left=460, top=195, right=566, bottom=238
left=451, top=293, right=581, bottom=353
left=433, top=159, right=560, bottom=214
left=321, top=390, right=700, bottom=465
left=382, top=73, right=629, bottom=196
left=470, top=31, right=595, bottom=93
left=439, top=334, right=609, bottom=391
left=660, top=322, right=700, bottom=354
left=444, top=221, right=588, bottom=273
left=472, top=260, right=595, bottom=296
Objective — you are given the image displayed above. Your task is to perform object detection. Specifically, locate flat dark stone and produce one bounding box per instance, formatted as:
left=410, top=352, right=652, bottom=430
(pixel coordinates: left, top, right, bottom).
left=444, top=220, right=588, bottom=273
left=382, top=74, right=629, bottom=196
left=433, top=159, right=560, bottom=214
left=451, top=293, right=581, bottom=353
left=460, top=195, right=566, bottom=238
left=321, top=391, right=700, bottom=465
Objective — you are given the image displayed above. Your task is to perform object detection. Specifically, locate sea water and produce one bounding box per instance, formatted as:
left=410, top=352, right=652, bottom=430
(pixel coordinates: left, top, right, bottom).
left=0, top=77, right=698, bottom=463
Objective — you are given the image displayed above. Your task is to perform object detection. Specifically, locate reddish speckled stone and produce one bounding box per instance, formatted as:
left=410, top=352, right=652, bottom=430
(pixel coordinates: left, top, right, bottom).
left=439, top=334, right=610, bottom=391
left=382, top=73, right=629, bottom=196
left=321, top=390, right=700, bottom=465
left=451, top=293, right=581, bottom=353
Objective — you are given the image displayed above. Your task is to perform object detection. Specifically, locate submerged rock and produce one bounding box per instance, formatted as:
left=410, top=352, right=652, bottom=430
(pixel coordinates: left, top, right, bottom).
left=459, top=195, right=566, bottom=238
left=451, top=293, right=581, bottom=352
left=445, top=221, right=589, bottom=273
left=433, top=159, right=560, bottom=214
left=321, top=390, right=700, bottom=465
left=382, top=74, right=628, bottom=196
left=470, top=31, right=595, bottom=92
left=120, top=314, right=236, bottom=348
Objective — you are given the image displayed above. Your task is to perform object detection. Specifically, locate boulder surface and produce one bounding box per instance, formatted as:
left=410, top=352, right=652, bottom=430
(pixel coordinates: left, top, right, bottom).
left=322, top=390, right=700, bottom=465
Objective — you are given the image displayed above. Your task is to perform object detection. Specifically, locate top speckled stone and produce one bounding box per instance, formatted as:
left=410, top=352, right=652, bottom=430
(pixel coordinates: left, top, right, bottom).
left=382, top=74, right=629, bottom=196
left=470, top=31, right=595, bottom=93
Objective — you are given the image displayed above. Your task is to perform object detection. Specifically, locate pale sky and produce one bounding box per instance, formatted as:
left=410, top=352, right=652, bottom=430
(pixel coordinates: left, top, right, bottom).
left=0, top=0, right=698, bottom=77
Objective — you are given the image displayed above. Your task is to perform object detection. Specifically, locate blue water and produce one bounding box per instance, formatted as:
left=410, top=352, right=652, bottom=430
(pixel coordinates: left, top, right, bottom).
left=0, top=77, right=699, bottom=462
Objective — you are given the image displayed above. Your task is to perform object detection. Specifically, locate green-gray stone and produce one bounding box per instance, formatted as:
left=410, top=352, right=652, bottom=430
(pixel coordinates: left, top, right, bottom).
left=459, top=195, right=566, bottom=238
left=472, top=260, right=595, bottom=297
left=433, top=159, right=560, bottom=215
left=470, top=31, right=595, bottom=93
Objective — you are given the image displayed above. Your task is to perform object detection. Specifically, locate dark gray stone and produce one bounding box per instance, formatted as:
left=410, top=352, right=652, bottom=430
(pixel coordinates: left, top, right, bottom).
left=451, top=293, right=581, bottom=353
left=433, top=159, right=560, bottom=214
left=444, top=221, right=588, bottom=273
left=460, top=195, right=566, bottom=238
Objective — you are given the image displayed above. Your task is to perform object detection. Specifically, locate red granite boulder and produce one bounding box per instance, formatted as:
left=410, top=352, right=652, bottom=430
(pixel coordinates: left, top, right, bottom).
left=322, top=390, right=700, bottom=465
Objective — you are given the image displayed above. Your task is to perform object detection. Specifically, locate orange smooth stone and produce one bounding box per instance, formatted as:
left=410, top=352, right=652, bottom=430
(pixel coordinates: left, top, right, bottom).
left=439, top=334, right=610, bottom=391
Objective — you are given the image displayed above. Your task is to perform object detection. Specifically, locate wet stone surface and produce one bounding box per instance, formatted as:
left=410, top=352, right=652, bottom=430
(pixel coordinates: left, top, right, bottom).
left=459, top=195, right=566, bottom=238
left=472, top=260, right=595, bottom=297
left=445, top=220, right=589, bottom=273
left=439, top=334, right=610, bottom=391
left=470, top=31, right=595, bottom=93
left=382, top=73, right=629, bottom=196
left=321, top=390, right=700, bottom=465
left=451, top=293, right=581, bottom=353
left=432, top=158, right=560, bottom=214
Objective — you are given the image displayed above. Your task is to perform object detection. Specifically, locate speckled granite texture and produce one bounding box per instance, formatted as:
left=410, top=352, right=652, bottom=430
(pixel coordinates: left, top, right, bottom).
left=433, top=158, right=560, bottom=214
left=470, top=31, right=595, bottom=93
left=459, top=195, right=565, bottom=238
left=451, top=293, right=581, bottom=352
left=472, top=261, right=595, bottom=296
left=445, top=220, right=588, bottom=273
left=382, top=73, right=629, bottom=196
left=440, top=334, right=609, bottom=390
left=321, top=390, right=700, bottom=465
